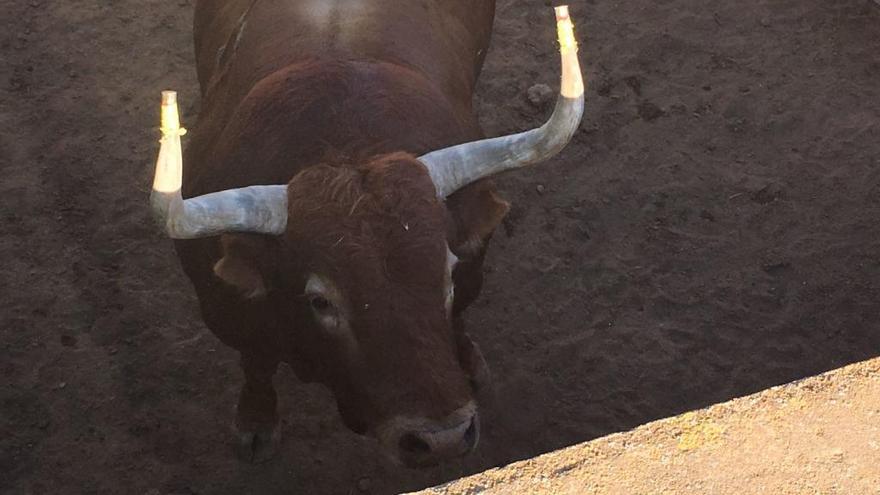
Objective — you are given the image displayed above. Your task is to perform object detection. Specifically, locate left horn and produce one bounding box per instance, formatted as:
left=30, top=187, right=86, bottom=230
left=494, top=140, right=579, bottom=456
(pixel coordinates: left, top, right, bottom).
left=419, top=5, right=585, bottom=198
left=150, top=91, right=288, bottom=239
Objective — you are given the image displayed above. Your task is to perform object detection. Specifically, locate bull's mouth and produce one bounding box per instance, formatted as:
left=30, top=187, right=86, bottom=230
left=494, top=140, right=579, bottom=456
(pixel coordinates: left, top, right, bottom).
left=375, top=402, right=480, bottom=468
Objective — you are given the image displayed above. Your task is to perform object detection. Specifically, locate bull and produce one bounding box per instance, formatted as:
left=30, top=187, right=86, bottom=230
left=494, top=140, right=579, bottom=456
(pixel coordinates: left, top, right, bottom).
left=150, top=0, right=583, bottom=467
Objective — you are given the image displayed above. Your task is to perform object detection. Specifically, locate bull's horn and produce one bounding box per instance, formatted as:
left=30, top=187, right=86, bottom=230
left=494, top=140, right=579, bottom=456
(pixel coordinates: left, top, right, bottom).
left=150, top=91, right=288, bottom=239
left=419, top=5, right=585, bottom=198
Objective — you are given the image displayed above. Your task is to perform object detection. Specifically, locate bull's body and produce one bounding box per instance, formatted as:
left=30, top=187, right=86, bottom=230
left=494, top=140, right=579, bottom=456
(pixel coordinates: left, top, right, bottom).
left=175, top=0, right=504, bottom=464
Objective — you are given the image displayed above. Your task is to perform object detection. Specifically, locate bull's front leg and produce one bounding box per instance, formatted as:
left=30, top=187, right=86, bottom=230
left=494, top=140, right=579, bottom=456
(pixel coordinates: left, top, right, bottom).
left=234, top=352, right=281, bottom=463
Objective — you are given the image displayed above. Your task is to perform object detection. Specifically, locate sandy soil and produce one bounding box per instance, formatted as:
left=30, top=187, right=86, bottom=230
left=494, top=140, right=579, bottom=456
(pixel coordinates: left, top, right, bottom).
left=415, top=357, right=880, bottom=495
left=1, top=0, right=878, bottom=494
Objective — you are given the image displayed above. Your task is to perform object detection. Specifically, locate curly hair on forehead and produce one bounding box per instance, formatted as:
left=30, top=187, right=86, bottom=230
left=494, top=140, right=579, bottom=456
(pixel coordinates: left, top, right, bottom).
left=286, top=151, right=447, bottom=247
left=281, top=151, right=450, bottom=292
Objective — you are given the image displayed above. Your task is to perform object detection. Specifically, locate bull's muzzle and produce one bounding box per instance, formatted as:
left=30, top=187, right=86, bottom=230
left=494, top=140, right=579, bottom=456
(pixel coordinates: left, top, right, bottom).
left=377, top=401, right=479, bottom=467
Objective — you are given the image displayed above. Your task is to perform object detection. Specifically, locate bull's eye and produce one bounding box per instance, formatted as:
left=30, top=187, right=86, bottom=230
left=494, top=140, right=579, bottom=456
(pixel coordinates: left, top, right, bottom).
left=307, top=292, right=341, bottom=332
left=445, top=283, right=455, bottom=310
left=445, top=246, right=458, bottom=314
left=309, top=295, right=331, bottom=312
left=304, top=274, right=349, bottom=336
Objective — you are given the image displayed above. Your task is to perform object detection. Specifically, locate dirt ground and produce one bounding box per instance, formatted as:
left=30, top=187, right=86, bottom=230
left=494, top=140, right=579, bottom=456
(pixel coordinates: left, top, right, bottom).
left=415, top=357, right=880, bottom=495
left=1, top=0, right=878, bottom=494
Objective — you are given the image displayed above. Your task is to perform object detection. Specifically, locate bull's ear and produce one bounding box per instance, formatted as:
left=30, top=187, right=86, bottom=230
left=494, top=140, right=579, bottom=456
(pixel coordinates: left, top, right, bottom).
left=212, top=235, right=275, bottom=299
left=447, top=180, right=510, bottom=258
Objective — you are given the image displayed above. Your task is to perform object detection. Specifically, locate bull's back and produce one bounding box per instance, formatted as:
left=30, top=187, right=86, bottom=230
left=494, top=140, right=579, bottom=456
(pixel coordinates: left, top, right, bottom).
left=194, top=0, right=495, bottom=111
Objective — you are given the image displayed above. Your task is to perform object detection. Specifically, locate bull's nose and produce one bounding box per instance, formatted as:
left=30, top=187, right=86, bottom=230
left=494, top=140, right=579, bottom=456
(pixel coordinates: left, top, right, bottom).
left=394, top=411, right=479, bottom=467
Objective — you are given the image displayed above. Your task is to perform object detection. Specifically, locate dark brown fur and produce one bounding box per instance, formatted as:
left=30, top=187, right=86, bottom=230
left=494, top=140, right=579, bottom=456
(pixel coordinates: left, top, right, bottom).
left=175, top=0, right=508, bottom=460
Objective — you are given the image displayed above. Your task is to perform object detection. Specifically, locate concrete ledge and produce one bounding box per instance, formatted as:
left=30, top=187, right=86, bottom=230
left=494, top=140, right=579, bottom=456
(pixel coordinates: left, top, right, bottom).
left=414, top=357, right=880, bottom=494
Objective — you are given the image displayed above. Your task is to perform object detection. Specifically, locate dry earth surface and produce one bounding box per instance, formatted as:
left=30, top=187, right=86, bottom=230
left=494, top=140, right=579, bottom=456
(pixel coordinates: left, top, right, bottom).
left=415, top=357, right=880, bottom=495
left=1, top=0, right=879, bottom=494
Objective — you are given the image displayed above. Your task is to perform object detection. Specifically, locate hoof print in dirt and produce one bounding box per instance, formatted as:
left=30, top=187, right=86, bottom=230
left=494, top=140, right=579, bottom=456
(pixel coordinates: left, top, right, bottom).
left=637, top=101, right=665, bottom=121
left=752, top=182, right=785, bottom=205
left=234, top=426, right=281, bottom=464
left=623, top=75, right=642, bottom=96
left=526, top=83, right=554, bottom=109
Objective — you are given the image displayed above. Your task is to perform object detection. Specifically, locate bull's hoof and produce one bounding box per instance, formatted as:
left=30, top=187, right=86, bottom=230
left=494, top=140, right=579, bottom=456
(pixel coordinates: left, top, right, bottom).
left=234, top=424, right=281, bottom=464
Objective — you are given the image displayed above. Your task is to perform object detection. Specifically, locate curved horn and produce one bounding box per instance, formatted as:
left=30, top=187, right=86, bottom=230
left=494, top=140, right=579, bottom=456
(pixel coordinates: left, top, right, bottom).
left=420, top=5, right=585, bottom=198
left=150, top=91, right=288, bottom=239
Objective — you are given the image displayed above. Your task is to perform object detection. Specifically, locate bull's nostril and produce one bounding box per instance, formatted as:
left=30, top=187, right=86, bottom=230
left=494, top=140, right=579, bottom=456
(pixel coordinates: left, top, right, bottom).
left=399, top=432, right=431, bottom=455
left=463, top=418, right=478, bottom=448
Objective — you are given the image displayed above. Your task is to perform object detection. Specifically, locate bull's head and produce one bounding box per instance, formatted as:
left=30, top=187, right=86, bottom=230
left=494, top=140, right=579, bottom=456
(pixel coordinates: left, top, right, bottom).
left=150, top=7, right=583, bottom=467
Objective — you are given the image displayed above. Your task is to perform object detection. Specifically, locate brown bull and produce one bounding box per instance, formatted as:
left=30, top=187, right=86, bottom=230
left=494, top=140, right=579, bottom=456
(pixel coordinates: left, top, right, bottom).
left=150, top=0, right=583, bottom=467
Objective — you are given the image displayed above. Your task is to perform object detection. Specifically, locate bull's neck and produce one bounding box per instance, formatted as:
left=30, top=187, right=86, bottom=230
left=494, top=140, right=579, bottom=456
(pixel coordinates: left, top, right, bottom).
left=185, top=59, right=482, bottom=195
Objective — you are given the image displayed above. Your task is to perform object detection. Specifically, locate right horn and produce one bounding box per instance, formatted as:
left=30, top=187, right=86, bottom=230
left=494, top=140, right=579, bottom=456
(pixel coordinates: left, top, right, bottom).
left=419, top=5, right=585, bottom=198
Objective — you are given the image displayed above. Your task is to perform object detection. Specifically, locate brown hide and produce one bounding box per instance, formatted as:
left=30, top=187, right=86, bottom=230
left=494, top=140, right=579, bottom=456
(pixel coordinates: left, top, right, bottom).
left=175, top=0, right=507, bottom=450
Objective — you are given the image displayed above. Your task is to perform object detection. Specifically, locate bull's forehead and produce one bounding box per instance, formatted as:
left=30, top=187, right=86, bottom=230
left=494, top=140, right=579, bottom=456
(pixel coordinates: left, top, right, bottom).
left=298, top=160, right=444, bottom=236
left=314, top=234, right=450, bottom=294
left=285, top=155, right=452, bottom=294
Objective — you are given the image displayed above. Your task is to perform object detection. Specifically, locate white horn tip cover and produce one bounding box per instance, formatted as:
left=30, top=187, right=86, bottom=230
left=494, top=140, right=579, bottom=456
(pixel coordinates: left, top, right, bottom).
left=150, top=90, right=186, bottom=235
left=554, top=5, right=584, bottom=99
left=161, top=89, right=177, bottom=107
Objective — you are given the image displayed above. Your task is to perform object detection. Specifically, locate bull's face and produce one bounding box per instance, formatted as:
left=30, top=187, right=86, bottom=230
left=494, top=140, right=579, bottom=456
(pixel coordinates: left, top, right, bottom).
left=213, top=154, right=507, bottom=467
